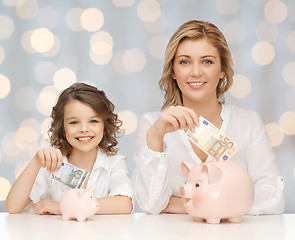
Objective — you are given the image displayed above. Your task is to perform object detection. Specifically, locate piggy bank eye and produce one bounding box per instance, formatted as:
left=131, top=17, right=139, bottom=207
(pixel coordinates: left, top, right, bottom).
left=195, top=183, right=200, bottom=188
left=195, top=180, right=202, bottom=188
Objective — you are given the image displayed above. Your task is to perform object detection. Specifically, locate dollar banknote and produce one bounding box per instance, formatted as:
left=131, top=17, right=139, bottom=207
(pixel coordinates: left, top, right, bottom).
left=185, top=116, right=238, bottom=161
left=50, top=162, right=88, bottom=189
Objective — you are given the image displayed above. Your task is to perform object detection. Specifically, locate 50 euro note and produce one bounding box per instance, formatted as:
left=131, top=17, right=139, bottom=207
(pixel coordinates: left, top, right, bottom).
left=185, top=116, right=238, bottom=161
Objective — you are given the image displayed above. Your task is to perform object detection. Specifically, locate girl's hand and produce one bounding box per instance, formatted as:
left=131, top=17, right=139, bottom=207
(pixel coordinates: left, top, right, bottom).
left=34, top=148, right=63, bottom=173
left=33, top=198, right=61, bottom=215
left=149, top=106, right=199, bottom=138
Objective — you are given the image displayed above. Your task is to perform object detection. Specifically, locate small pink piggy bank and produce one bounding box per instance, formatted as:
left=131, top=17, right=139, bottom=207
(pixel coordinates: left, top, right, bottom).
left=179, top=161, right=254, bottom=224
left=59, top=188, right=99, bottom=222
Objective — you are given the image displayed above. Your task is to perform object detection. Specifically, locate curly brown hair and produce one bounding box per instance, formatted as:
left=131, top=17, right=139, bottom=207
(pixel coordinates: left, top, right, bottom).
left=48, top=83, right=122, bottom=156
left=159, top=20, right=234, bottom=109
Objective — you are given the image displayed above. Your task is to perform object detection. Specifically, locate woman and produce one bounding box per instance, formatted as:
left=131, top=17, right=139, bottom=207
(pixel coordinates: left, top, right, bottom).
left=132, top=20, right=284, bottom=215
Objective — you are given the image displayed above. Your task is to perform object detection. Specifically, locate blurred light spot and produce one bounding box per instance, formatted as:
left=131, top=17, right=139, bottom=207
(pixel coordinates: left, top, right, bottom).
left=90, top=50, right=113, bottom=65
left=264, top=0, right=287, bottom=23
left=284, top=88, right=295, bottom=110
left=123, top=49, right=146, bottom=72
left=90, top=31, right=114, bottom=47
left=35, top=61, right=57, bottom=84
left=31, top=28, right=54, bottom=53
left=15, top=126, right=39, bottom=151
left=113, top=0, right=135, bottom=6
left=16, top=0, right=39, bottom=19
left=41, top=34, right=60, bottom=57
left=113, top=49, right=146, bottom=74
left=2, top=133, right=22, bottom=159
left=148, top=35, right=168, bottom=59
left=3, top=0, right=25, bottom=6
left=287, top=31, right=295, bottom=54
left=66, top=8, right=84, bottom=31
left=229, top=74, right=251, bottom=98
left=137, top=0, right=161, bottom=22
left=91, top=41, right=112, bottom=55
left=56, top=54, right=79, bottom=72
left=0, top=15, right=14, bottom=40
left=282, top=62, right=295, bottom=86
left=0, top=177, right=11, bottom=201
left=53, top=68, right=77, bottom=91
left=41, top=117, right=51, bottom=140
left=21, top=30, right=36, bottom=53
left=118, top=110, right=138, bottom=135
left=265, top=123, right=284, bottom=147
left=37, top=7, right=58, bottom=29
left=223, top=21, right=246, bottom=45
left=251, top=41, right=275, bottom=65
left=81, top=8, right=104, bottom=32
left=144, top=14, right=166, bottom=35
left=37, top=85, right=59, bottom=116
left=15, top=87, right=37, bottom=111
left=0, top=46, right=5, bottom=64
left=0, top=74, right=11, bottom=99
left=216, top=0, right=239, bottom=15
left=256, top=20, right=278, bottom=42
left=279, top=112, right=295, bottom=135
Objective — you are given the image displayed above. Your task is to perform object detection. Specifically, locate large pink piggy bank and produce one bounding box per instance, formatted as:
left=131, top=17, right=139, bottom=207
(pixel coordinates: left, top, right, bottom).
left=179, top=161, right=254, bottom=224
left=59, top=188, right=99, bottom=222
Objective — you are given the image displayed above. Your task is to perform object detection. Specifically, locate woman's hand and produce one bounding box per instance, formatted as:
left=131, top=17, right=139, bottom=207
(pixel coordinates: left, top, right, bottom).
left=147, top=106, right=199, bottom=152
left=34, top=198, right=61, bottom=215
left=33, top=148, right=63, bottom=173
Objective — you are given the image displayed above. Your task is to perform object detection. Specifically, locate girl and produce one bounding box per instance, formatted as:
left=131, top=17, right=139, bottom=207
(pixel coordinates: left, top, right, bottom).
left=132, top=20, right=284, bottom=215
left=6, top=83, right=133, bottom=214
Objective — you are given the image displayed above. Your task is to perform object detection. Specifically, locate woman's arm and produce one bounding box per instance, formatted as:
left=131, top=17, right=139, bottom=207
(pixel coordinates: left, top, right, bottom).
left=96, top=196, right=132, bottom=214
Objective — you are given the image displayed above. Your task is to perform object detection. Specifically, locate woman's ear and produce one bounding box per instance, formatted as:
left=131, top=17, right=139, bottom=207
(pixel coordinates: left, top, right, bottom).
left=219, top=71, right=225, bottom=80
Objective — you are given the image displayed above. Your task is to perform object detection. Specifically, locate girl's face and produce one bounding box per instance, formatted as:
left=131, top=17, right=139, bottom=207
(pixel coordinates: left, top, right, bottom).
left=172, top=38, right=225, bottom=106
left=63, top=100, right=104, bottom=155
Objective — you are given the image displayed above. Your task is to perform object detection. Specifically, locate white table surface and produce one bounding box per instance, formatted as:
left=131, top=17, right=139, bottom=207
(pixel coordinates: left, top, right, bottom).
left=1, top=212, right=294, bottom=240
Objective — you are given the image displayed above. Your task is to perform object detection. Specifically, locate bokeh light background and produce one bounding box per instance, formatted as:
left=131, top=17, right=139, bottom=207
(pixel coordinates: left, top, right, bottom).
left=0, top=0, right=295, bottom=213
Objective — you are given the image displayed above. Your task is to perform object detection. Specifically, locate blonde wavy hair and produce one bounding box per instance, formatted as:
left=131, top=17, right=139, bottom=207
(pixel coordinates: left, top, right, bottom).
left=159, top=20, right=234, bottom=110
left=48, top=83, right=122, bottom=156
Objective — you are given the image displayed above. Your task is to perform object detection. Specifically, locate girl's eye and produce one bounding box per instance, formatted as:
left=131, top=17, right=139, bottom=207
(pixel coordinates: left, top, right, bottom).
left=180, top=60, right=189, bottom=65
left=70, top=121, right=78, bottom=125
left=203, top=60, right=212, bottom=64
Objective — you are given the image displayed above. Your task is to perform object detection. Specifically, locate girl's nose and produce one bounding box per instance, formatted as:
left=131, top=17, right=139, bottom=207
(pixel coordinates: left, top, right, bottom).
left=79, top=123, right=89, bottom=133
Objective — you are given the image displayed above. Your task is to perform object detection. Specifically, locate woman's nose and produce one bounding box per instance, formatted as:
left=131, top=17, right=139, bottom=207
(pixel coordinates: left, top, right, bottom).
left=190, top=63, right=202, bottom=77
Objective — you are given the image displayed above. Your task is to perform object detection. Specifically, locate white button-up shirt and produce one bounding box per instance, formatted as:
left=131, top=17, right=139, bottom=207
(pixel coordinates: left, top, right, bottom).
left=132, top=104, right=284, bottom=215
left=25, top=148, right=133, bottom=212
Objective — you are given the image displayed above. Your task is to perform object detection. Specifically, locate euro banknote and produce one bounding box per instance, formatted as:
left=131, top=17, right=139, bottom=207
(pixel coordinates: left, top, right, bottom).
left=185, top=116, right=238, bottom=161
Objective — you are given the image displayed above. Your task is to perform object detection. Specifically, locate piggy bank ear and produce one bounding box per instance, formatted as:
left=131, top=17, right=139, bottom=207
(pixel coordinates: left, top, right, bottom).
left=181, top=161, right=197, bottom=177
left=202, top=163, right=222, bottom=184
left=77, top=188, right=86, bottom=199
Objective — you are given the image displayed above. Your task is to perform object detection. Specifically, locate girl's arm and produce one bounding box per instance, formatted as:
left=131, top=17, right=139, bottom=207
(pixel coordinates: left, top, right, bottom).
left=161, top=196, right=187, bottom=214
left=96, top=196, right=133, bottom=214
left=5, top=148, right=63, bottom=214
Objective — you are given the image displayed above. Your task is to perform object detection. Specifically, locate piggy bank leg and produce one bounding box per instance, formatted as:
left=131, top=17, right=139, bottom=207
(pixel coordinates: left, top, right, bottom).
left=228, top=217, right=242, bottom=223
left=77, top=217, right=86, bottom=222
left=206, top=218, right=221, bottom=224
left=62, top=215, right=70, bottom=221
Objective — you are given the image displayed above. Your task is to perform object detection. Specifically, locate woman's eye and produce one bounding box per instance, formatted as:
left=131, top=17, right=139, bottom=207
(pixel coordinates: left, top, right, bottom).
left=203, top=60, right=212, bottom=64
left=90, top=120, right=98, bottom=123
left=180, top=60, right=189, bottom=65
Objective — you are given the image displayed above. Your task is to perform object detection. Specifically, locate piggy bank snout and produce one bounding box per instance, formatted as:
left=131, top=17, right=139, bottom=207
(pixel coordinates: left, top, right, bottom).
left=179, top=185, right=192, bottom=199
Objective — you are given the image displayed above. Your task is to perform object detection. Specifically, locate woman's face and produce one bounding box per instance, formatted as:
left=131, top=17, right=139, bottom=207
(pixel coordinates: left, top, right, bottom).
left=172, top=38, right=225, bottom=106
